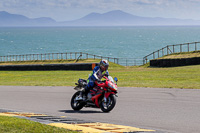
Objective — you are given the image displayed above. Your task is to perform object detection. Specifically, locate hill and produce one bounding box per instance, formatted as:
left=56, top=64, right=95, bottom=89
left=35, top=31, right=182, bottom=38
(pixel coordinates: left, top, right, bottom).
left=1, top=10, right=200, bottom=26
left=62, top=10, right=200, bottom=26
left=0, top=11, right=56, bottom=26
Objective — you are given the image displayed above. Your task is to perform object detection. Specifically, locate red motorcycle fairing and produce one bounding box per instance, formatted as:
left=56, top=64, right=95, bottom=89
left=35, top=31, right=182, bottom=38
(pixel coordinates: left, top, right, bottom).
left=104, top=92, right=115, bottom=98
left=90, top=86, right=103, bottom=107
left=91, top=93, right=102, bottom=107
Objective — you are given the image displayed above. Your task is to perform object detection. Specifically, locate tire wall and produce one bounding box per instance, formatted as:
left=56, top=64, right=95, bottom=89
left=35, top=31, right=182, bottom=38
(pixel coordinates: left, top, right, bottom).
left=0, top=63, right=99, bottom=71
left=150, top=57, right=200, bottom=67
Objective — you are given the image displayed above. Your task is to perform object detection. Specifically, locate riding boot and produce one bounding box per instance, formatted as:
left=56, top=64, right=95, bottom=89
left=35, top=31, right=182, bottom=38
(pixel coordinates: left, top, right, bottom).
left=77, top=86, right=88, bottom=101
left=84, top=87, right=90, bottom=100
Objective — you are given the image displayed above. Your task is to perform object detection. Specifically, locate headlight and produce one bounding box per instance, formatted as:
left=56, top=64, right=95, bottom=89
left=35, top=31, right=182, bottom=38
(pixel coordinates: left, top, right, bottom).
left=108, top=83, right=117, bottom=91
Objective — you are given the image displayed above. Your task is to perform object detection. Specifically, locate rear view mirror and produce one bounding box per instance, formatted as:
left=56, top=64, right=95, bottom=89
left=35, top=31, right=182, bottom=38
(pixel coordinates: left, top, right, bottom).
left=114, top=77, right=118, bottom=82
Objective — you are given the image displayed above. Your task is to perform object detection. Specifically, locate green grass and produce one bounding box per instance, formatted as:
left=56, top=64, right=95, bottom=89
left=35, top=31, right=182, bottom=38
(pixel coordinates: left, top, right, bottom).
left=158, top=50, right=200, bottom=59
left=0, top=116, right=76, bottom=133
left=0, top=63, right=200, bottom=89
left=0, top=59, right=100, bottom=66
left=113, top=65, right=200, bottom=89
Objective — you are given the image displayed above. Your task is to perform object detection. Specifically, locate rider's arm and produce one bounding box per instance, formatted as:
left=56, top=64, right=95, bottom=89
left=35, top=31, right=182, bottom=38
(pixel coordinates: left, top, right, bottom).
left=95, top=81, right=105, bottom=87
left=103, top=70, right=109, bottom=77
left=91, top=66, right=101, bottom=81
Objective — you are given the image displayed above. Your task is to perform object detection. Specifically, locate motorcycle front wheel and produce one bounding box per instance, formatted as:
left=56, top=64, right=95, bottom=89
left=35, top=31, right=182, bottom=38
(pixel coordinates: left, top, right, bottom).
left=100, top=94, right=116, bottom=112
left=71, top=91, right=84, bottom=111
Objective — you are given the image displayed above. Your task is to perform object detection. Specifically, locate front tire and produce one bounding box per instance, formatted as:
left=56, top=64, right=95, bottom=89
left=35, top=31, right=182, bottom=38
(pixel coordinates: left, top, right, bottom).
left=100, top=95, right=116, bottom=112
left=71, top=92, right=84, bottom=111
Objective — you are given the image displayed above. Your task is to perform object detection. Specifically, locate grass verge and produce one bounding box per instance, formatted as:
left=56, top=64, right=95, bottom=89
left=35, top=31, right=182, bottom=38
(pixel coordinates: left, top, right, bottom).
left=0, top=116, right=76, bottom=133
left=158, top=50, right=200, bottom=59
left=0, top=59, right=100, bottom=66
left=0, top=63, right=200, bottom=89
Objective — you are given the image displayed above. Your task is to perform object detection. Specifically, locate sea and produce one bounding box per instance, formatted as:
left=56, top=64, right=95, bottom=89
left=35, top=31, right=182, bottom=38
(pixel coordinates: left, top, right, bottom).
left=1, top=26, right=200, bottom=60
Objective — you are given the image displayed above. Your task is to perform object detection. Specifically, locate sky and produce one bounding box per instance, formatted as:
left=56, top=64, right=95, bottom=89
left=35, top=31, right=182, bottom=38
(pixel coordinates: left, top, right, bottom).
left=1, top=0, right=200, bottom=21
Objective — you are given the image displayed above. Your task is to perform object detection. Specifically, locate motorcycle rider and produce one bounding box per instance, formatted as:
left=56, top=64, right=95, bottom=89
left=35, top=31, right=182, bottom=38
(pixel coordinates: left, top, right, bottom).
left=78, top=59, right=109, bottom=100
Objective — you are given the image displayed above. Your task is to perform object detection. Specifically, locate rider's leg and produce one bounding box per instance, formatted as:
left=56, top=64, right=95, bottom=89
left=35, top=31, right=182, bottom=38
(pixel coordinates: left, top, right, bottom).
left=84, top=79, right=95, bottom=99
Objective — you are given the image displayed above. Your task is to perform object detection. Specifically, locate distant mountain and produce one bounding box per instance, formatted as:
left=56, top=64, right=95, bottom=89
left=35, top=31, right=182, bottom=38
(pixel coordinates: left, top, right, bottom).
left=1, top=10, right=200, bottom=27
left=0, top=11, right=56, bottom=26
left=63, top=10, right=200, bottom=26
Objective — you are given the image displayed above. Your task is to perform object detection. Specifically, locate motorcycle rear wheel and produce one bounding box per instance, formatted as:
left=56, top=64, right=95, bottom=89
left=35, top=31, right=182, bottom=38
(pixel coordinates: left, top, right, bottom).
left=71, top=91, right=84, bottom=111
left=100, top=95, right=116, bottom=112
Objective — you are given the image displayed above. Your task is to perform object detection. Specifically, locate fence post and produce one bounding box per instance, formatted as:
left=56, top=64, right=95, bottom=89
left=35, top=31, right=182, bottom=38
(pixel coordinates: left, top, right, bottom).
left=188, top=43, right=190, bottom=52
left=173, top=45, right=175, bottom=53
left=57, top=53, right=59, bottom=60
left=143, top=57, right=145, bottom=65
left=41, top=54, right=43, bottom=61
left=61, top=53, right=63, bottom=60
left=80, top=52, right=82, bottom=60
left=195, top=42, right=197, bottom=51
left=180, top=44, right=182, bottom=52
left=167, top=46, right=169, bottom=55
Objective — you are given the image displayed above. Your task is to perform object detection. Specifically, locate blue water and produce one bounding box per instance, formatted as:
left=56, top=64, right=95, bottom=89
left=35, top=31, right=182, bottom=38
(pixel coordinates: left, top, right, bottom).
left=1, top=26, right=200, bottom=59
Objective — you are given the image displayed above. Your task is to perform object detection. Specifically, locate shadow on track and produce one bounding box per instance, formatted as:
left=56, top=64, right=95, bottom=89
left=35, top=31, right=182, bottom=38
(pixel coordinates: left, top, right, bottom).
left=59, top=110, right=103, bottom=114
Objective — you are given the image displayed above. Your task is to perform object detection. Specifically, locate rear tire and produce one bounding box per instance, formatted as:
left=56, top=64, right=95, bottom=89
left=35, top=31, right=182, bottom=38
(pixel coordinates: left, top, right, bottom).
left=71, top=92, right=84, bottom=111
left=100, top=95, right=116, bottom=112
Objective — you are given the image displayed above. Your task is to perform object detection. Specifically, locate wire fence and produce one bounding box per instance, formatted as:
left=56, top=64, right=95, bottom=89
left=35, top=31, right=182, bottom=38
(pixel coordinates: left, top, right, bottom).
left=143, top=42, right=200, bottom=64
left=1, top=41, right=199, bottom=66
left=0, top=52, right=143, bottom=66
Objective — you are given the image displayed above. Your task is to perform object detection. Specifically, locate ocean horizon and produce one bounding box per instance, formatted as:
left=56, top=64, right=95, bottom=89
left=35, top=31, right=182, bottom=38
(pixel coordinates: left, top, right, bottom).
left=1, top=26, right=200, bottom=60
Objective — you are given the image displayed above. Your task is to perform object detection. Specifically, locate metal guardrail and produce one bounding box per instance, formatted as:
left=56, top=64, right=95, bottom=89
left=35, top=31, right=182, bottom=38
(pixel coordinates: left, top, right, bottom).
left=0, top=52, right=143, bottom=66
left=143, top=42, right=200, bottom=64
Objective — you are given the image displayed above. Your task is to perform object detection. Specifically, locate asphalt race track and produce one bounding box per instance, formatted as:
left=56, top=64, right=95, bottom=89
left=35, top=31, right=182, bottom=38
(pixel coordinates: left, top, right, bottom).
left=0, top=86, right=200, bottom=133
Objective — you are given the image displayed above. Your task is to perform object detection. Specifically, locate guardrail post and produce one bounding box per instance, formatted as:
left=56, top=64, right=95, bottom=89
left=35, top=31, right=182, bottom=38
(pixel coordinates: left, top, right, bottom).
left=195, top=42, right=197, bottom=51
left=180, top=44, right=182, bottom=52
left=61, top=53, right=63, bottom=60
left=167, top=45, right=169, bottom=55
left=143, top=57, right=145, bottom=65
left=41, top=54, right=42, bottom=61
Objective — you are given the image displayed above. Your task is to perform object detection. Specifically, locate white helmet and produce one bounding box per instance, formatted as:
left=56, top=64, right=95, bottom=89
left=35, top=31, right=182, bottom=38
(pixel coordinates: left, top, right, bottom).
left=99, top=59, right=109, bottom=71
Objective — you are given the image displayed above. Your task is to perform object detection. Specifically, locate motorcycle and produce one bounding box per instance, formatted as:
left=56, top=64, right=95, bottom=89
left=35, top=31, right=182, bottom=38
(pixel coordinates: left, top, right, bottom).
left=71, top=76, right=118, bottom=112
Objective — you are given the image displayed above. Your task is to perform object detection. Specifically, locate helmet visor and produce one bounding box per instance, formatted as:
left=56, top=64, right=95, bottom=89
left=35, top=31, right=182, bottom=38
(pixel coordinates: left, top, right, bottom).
left=104, top=65, right=108, bottom=70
